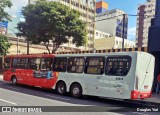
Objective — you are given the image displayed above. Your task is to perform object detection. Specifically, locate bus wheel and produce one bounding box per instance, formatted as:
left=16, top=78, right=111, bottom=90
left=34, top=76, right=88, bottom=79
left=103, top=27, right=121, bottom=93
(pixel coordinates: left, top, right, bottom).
left=11, top=76, right=17, bottom=85
left=70, top=84, right=82, bottom=98
left=56, top=82, right=66, bottom=95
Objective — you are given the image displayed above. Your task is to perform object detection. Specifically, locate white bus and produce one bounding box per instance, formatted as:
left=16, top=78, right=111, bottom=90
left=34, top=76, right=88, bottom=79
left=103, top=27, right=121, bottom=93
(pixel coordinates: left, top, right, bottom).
left=53, top=51, right=155, bottom=99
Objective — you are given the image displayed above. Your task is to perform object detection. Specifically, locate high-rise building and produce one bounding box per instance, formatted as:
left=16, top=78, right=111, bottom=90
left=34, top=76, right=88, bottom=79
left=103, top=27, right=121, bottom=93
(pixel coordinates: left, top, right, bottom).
left=96, top=9, right=128, bottom=39
left=30, top=0, right=96, bottom=49
left=136, top=0, right=156, bottom=47
left=96, top=1, right=108, bottom=14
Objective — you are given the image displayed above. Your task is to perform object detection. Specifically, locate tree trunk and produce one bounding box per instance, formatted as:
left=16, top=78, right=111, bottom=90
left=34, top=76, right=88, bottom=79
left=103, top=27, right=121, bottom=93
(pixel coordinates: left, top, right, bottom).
left=44, top=42, right=51, bottom=54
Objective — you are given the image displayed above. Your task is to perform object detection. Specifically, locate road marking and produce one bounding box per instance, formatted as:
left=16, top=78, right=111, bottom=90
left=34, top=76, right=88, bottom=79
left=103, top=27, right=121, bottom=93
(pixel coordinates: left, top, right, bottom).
left=6, top=86, right=20, bottom=90
left=0, top=99, right=17, bottom=105
left=46, top=95, right=70, bottom=101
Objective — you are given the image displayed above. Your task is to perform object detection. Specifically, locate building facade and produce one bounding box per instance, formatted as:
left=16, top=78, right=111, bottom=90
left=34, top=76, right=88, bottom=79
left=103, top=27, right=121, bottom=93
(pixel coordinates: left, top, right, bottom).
left=96, top=9, right=128, bottom=39
left=30, top=0, right=96, bottom=49
left=95, top=30, right=111, bottom=39
left=95, top=36, right=135, bottom=50
left=136, top=0, right=156, bottom=47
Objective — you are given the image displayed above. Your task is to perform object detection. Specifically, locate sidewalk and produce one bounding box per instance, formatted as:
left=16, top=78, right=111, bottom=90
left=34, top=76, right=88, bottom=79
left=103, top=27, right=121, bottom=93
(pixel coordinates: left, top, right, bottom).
left=0, top=74, right=159, bottom=105
left=135, top=93, right=160, bottom=105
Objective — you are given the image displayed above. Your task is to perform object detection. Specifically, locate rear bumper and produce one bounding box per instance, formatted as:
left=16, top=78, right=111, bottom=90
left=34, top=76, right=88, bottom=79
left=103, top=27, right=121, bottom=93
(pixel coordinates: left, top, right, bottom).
left=131, top=90, right=152, bottom=99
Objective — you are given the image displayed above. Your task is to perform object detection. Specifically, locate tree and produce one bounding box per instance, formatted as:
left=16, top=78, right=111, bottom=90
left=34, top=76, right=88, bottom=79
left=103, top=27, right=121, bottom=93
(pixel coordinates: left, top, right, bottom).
left=0, top=34, right=11, bottom=56
left=17, top=0, right=87, bottom=54
left=0, top=0, right=12, bottom=21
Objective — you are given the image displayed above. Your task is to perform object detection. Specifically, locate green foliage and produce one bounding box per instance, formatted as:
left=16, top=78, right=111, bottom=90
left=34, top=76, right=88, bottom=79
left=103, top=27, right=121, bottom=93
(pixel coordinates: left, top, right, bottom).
left=17, top=0, right=87, bottom=53
left=0, top=34, right=11, bottom=56
left=0, top=0, right=12, bottom=21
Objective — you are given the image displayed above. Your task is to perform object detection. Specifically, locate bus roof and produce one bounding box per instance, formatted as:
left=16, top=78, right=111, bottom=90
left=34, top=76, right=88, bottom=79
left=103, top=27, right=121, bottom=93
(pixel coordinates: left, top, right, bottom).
left=4, top=51, right=152, bottom=58
left=5, top=54, right=55, bottom=58
left=55, top=51, right=150, bottom=57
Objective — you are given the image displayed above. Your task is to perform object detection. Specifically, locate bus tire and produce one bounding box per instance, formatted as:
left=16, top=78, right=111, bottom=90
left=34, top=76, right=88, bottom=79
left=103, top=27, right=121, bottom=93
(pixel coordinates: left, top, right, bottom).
left=56, top=81, right=66, bottom=95
left=70, top=83, right=82, bottom=98
left=11, top=76, right=17, bottom=85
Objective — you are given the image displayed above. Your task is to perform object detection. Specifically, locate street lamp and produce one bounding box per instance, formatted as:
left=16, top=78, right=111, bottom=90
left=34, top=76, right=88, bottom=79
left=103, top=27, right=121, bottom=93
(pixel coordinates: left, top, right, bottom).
left=7, top=28, right=19, bottom=54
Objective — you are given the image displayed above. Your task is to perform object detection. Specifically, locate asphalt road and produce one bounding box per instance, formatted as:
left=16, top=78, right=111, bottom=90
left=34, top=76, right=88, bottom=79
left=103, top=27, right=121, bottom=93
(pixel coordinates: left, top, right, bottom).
left=0, top=78, right=159, bottom=115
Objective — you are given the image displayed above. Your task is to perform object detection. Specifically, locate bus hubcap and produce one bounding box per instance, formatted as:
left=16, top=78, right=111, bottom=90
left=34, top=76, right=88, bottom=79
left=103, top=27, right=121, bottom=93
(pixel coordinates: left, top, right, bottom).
left=58, top=85, right=64, bottom=93
left=13, top=78, right=16, bottom=84
left=73, top=87, right=79, bottom=95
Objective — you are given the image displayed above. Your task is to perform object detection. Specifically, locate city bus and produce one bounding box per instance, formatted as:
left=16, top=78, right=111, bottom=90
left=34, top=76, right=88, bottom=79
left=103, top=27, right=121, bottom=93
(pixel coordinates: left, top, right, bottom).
left=3, top=52, right=155, bottom=100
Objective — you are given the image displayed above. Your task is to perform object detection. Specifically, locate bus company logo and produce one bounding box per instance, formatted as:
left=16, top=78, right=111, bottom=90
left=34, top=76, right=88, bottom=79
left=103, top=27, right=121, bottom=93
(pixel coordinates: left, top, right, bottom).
left=2, top=107, right=11, bottom=112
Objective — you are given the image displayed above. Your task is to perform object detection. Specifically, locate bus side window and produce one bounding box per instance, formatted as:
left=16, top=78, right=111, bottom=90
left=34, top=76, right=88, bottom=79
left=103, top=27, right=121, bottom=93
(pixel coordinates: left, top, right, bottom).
left=67, top=57, right=84, bottom=73
left=29, top=58, right=41, bottom=70
left=85, top=57, right=104, bottom=75
left=4, top=58, right=11, bottom=70
left=41, top=58, right=52, bottom=71
left=53, top=57, right=67, bottom=72
left=105, top=56, right=131, bottom=76
left=12, top=58, right=18, bottom=68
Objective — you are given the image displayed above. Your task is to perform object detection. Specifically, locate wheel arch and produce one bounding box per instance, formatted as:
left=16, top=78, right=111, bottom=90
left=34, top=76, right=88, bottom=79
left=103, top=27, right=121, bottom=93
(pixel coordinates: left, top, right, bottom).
left=11, top=75, right=16, bottom=81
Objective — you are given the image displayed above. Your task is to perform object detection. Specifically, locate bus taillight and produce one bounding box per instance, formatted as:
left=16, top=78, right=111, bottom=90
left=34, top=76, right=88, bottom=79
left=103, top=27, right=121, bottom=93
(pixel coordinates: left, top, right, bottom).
left=131, top=90, right=140, bottom=99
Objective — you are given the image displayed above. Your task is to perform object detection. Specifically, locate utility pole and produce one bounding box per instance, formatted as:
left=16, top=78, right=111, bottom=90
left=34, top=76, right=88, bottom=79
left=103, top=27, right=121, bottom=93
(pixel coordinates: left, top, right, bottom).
left=27, top=0, right=30, bottom=55
left=8, top=28, right=19, bottom=54
left=122, top=14, right=126, bottom=51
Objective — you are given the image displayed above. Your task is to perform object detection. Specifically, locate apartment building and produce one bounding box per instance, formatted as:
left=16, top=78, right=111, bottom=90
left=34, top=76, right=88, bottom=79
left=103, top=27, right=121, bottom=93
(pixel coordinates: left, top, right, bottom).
left=136, top=0, right=156, bottom=47
left=30, top=0, right=96, bottom=49
left=96, top=9, right=128, bottom=39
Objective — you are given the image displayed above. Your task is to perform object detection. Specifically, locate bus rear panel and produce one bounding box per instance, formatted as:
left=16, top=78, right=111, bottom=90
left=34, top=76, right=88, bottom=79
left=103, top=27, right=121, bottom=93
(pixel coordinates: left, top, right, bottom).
left=131, top=52, right=155, bottom=99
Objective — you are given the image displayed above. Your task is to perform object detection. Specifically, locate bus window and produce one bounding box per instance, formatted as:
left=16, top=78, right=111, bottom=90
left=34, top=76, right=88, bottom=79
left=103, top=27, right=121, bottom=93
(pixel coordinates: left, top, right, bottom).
left=12, top=58, right=19, bottom=68
left=67, top=57, right=84, bottom=73
left=41, top=58, right=52, bottom=71
left=53, top=57, right=67, bottom=72
left=20, top=58, right=29, bottom=69
left=85, top=57, right=104, bottom=75
left=105, top=56, right=131, bottom=76
left=29, top=58, right=41, bottom=70
left=4, top=58, right=11, bottom=70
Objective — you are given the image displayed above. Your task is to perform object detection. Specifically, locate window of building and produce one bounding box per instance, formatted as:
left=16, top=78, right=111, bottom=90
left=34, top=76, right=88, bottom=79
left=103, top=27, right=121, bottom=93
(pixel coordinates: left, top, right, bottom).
left=105, top=35, right=108, bottom=38
left=85, top=57, right=105, bottom=75
left=96, top=32, right=98, bottom=36
left=67, top=57, right=84, bottom=73
left=105, top=56, right=131, bottom=76
left=116, top=41, right=118, bottom=45
left=53, top=57, right=67, bottom=72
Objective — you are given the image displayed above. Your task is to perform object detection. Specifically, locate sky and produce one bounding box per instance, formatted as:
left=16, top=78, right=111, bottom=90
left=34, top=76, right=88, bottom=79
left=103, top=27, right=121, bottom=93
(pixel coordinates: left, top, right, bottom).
left=6, top=0, right=148, bottom=41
